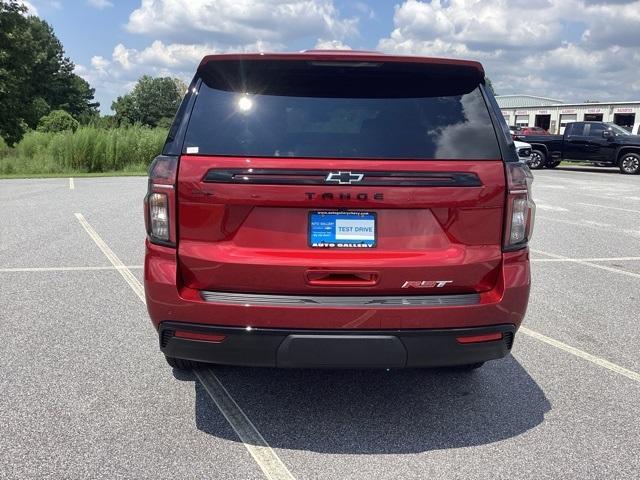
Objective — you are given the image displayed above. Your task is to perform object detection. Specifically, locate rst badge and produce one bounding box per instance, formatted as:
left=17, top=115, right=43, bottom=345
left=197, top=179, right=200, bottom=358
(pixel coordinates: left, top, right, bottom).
left=402, top=280, right=453, bottom=288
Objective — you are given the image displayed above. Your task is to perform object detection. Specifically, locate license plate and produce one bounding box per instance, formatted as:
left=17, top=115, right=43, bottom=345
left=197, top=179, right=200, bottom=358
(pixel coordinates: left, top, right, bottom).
left=309, top=211, right=376, bottom=248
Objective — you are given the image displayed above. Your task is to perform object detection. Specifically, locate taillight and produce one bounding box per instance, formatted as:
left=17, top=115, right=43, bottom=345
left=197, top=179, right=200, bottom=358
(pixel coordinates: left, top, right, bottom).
left=144, top=155, right=178, bottom=246
left=148, top=193, right=169, bottom=240
left=503, top=162, right=535, bottom=250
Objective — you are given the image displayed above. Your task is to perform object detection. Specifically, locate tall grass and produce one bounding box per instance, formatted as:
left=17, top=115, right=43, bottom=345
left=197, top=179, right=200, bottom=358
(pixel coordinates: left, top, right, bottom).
left=0, top=126, right=168, bottom=175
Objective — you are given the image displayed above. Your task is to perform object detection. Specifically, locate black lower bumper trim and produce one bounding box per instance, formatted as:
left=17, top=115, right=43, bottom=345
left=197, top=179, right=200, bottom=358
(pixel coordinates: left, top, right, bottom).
left=159, top=322, right=517, bottom=368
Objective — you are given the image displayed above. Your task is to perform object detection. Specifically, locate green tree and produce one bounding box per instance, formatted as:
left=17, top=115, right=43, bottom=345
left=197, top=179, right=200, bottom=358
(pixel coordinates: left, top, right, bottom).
left=485, top=77, right=497, bottom=96
left=112, top=76, right=185, bottom=127
left=0, top=0, right=99, bottom=144
left=37, top=109, right=79, bottom=133
left=91, top=114, right=118, bottom=129
left=111, top=93, right=137, bottom=126
left=0, top=0, right=30, bottom=144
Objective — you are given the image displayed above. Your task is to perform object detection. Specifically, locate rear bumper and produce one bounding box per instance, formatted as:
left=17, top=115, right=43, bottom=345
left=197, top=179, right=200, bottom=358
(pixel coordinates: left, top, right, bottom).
left=159, top=322, right=516, bottom=368
left=145, top=242, right=530, bottom=331
left=145, top=241, right=530, bottom=367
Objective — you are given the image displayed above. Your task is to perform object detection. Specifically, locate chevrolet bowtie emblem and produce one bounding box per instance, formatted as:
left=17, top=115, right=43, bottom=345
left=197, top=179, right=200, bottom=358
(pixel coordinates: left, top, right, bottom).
left=325, top=171, right=365, bottom=184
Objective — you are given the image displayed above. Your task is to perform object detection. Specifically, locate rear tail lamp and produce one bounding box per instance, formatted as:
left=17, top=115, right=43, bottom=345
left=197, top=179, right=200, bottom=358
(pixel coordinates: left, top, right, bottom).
left=148, top=193, right=169, bottom=241
left=504, top=162, right=536, bottom=250
left=144, top=155, right=178, bottom=246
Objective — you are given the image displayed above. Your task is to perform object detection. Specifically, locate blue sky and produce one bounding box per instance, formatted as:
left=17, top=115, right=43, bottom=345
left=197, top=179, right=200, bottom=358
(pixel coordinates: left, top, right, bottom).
left=24, top=0, right=640, bottom=114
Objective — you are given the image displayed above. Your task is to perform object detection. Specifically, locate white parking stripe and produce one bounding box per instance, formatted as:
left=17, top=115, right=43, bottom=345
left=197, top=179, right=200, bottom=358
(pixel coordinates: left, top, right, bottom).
left=536, top=215, right=640, bottom=238
left=74, top=211, right=639, bottom=459
left=74, top=212, right=294, bottom=480
left=576, top=202, right=640, bottom=214
left=532, top=257, right=640, bottom=263
left=579, top=192, right=640, bottom=202
left=75, top=213, right=145, bottom=303
left=519, top=327, right=640, bottom=384
left=534, top=204, right=568, bottom=212
left=69, top=177, right=74, bottom=190
left=195, top=369, right=296, bottom=480
left=0, top=265, right=143, bottom=272
left=531, top=248, right=640, bottom=279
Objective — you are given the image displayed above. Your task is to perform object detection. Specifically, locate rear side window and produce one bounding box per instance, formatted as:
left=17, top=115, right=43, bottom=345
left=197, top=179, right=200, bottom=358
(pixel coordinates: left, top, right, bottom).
left=587, top=123, right=606, bottom=137
left=183, top=60, right=501, bottom=160
left=567, top=123, right=586, bottom=136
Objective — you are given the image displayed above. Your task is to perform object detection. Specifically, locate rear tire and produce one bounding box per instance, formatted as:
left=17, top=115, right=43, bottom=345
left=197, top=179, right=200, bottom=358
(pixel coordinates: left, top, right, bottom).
left=528, top=150, right=546, bottom=169
left=545, top=160, right=560, bottom=168
left=619, top=153, right=640, bottom=174
left=165, top=356, right=200, bottom=370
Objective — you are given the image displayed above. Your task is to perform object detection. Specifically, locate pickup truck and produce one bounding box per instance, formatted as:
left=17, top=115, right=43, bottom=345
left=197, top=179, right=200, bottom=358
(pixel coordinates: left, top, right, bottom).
left=516, top=121, right=640, bottom=174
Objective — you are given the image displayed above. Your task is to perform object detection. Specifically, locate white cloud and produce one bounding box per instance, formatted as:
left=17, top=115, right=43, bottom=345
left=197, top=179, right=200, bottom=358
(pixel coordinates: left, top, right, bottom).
left=20, top=1, right=38, bottom=15
left=83, top=0, right=357, bottom=112
left=126, top=0, right=357, bottom=45
left=90, top=55, right=110, bottom=71
left=581, top=1, right=640, bottom=47
left=378, top=0, right=640, bottom=102
left=77, top=40, right=281, bottom=111
left=314, top=39, right=352, bottom=50
left=109, top=41, right=218, bottom=71
left=384, top=0, right=566, bottom=52
left=87, top=0, right=113, bottom=9
left=353, top=1, right=375, bottom=19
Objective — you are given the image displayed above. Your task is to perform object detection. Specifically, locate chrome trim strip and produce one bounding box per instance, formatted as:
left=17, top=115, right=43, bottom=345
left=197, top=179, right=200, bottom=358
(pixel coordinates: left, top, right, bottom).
left=200, top=290, right=480, bottom=307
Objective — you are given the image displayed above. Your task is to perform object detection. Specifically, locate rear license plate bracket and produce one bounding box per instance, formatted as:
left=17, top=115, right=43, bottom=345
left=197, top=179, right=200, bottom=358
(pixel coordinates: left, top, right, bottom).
left=308, top=211, right=376, bottom=248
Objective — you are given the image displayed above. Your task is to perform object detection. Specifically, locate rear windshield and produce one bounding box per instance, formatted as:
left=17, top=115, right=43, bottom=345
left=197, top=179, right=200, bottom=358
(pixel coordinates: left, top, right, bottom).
left=183, top=60, right=501, bottom=160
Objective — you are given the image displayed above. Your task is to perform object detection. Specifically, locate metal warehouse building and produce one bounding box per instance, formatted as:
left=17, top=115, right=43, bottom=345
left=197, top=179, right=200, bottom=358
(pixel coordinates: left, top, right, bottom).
left=496, top=95, right=640, bottom=135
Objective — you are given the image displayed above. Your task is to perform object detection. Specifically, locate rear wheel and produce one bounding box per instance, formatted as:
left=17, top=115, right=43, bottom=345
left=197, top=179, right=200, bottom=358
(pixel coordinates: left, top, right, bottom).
left=165, top=356, right=200, bottom=370
left=619, top=153, right=640, bottom=174
left=528, top=150, right=546, bottom=169
left=545, top=160, right=560, bottom=169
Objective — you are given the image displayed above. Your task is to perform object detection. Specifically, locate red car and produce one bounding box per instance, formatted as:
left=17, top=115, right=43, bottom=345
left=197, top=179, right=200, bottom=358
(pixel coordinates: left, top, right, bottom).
left=518, top=126, right=550, bottom=136
left=144, top=51, right=534, bottom=370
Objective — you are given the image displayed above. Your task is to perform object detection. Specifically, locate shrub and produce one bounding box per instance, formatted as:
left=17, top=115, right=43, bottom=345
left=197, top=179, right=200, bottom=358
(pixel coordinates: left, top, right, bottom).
left=0, top=136, right=10, bottom=157
left=0, top=125, right=167, bottom=174
left=37, top=110, right=80, bottom=133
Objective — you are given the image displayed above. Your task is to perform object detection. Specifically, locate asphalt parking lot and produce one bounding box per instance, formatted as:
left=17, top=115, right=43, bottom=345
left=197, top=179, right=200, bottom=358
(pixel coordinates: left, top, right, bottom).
left=1, top=167, right=639, bottom=479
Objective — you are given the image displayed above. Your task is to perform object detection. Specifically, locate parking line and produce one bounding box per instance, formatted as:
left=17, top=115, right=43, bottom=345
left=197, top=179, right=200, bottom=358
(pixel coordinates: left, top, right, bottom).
left=535, top=216, right=640, bottom=239
left=576, top=202, right=640, bottom=214
left=75, top=213, right=145, bottom=303
left=195, top=369, right=295, bottom=480
left=531, top=256, right=640, bottom=263
left=531, top=248, right=640, bottom=279
left=578, top=192, right=640, bottom=203
left=0, top=265, right=143, bottom=272
left=73, top=212, right=638, bottom=459
left=535, top=203, right=568, bottom=212
left=69, top=177, right=74, bottom=190
left=519, top=327, right=640, bottom=384
left=74, top=212, right=294, bottom=480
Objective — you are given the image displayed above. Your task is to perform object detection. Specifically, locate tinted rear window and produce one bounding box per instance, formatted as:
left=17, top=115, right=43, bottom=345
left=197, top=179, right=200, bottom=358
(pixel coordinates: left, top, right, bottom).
left=183, top=60, right=501, bottom=160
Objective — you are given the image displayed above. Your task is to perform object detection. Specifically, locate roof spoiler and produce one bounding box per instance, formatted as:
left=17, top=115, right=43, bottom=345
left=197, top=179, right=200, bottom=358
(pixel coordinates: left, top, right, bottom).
left=197, top=52, right=484, bottom=77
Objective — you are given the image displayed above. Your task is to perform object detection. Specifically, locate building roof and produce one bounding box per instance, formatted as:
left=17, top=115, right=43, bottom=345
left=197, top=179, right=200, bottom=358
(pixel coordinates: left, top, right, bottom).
left=496, top=95, right=564, bottom=108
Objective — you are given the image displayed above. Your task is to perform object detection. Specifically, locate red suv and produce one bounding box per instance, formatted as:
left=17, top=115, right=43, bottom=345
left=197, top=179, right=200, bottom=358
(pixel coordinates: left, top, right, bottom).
left=144, top=51, right=534, bottom=370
